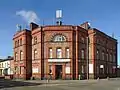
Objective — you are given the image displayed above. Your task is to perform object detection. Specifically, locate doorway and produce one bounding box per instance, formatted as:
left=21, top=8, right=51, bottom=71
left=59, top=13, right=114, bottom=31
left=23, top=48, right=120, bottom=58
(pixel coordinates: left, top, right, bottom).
left=55, top=65, right=62, bottom=79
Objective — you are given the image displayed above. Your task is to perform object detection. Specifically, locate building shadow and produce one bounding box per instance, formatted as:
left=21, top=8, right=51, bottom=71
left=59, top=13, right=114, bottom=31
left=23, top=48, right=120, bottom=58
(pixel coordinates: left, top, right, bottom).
left=0, top=79, right=42, bottom=89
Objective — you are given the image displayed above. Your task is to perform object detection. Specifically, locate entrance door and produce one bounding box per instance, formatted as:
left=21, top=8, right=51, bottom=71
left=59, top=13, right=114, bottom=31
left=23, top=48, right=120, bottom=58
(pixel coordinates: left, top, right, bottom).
left=55, top=65, right=62, bottom=79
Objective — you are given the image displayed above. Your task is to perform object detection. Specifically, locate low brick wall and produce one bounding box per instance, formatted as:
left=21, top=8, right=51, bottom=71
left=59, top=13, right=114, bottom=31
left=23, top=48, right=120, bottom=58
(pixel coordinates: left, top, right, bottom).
left=5, top=75, right=13, bottom=79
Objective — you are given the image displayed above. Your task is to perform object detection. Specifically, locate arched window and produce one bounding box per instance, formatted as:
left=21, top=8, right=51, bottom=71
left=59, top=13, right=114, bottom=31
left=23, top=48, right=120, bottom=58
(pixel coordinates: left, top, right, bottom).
left=110, top=54, right=112, bottom=61
left=81, top=49, right=85, bottom=59
left=18, top=40, right=19, bottom=47
left=65, top=48, right=69, bottom=58
left=20, top=38, right=22, bottom=46
left=34, top=36, right=37, bottom=44
left=20, top=50, right=23, bottom=60
left=15, top=41, right=17, bottom=47
left=52, top=35, right=66, bottom=42
left=15, top=52, right=18, bottom=61
left=56, top=48, right=62, bottom=58
left=106, top=53, right=108, bottom=61
left=34, top=49, right=37, bottom=60
left=49, top=48, right=52, bottom=58
left=102, top=51, right=105, bottom=60
left=113, top=54, right=115, bottom=62
left=96, top=50, right=99, bottom=59
left=81, top=37, right=85, bottom=43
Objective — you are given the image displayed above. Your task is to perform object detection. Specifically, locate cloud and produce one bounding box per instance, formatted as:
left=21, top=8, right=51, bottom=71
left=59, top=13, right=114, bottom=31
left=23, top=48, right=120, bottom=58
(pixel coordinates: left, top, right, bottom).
left=16, top=10, right=39, bottom=24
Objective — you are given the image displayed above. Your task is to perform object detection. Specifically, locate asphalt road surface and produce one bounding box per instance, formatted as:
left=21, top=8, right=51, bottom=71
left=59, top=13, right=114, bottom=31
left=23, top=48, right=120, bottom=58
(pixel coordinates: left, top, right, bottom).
left=1, top=79, right=120, bottom=90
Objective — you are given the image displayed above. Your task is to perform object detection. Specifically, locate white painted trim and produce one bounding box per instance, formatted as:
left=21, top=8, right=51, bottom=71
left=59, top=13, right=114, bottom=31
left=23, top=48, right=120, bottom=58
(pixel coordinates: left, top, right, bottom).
left=48, top=59, right=70, bottom=62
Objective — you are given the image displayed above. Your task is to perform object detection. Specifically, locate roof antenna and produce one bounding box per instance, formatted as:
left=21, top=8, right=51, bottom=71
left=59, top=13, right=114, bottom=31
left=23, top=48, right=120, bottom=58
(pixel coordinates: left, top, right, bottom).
left=16, top=24, right=22, bottom=31
left=112, top=32, right=114, bottom=38
left=56, top=10, right=62, bottom=25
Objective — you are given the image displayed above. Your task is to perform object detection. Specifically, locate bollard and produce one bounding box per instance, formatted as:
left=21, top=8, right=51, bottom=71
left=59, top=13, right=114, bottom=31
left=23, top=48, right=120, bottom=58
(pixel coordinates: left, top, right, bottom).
left=107, top=77, right=109, bottom=80
left=79, top=74, right=81, bottom=80
left=47, top=79, right=49, bottom=83
left=97, top=77, right=99, bottom=81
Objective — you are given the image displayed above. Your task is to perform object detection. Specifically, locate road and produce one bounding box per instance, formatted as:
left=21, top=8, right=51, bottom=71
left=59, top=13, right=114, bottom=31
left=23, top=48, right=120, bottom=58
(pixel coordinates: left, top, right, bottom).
left=0, top=79, right=120, bottom=90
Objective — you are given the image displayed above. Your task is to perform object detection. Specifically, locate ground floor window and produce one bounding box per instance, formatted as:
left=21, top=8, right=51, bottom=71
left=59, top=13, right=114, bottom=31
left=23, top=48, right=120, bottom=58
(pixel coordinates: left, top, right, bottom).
left=32, top=68, right=39, bottom=73
left=0, top=69, right=3, bottom=75
left=3, top=68, right=8, bottom=75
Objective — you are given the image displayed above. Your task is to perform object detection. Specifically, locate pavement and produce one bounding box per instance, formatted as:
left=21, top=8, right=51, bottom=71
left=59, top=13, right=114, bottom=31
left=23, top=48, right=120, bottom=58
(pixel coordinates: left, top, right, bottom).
left=1, top=78, right=120, bottom=90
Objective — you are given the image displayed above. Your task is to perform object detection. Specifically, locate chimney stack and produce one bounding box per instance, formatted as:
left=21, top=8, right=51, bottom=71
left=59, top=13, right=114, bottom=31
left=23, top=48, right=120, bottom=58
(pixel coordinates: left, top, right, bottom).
left=30, top=22, right=39, bottom=30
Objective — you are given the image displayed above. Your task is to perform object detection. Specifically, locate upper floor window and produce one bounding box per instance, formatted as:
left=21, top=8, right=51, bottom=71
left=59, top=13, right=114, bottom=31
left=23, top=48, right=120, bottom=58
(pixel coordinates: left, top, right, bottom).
left=49, top=48, right=52, bottom=58
left=96, top=50, right=99, bottom=59
left=56, top=48, right=62, bottom=58
left=20, top=51, right=23, bottom=60
left=20, top=38, right=22, bottom=46
left=18, top=40, right=19, bottom=46
left=34, top=49, right=37, bottom=60
left=110, top=54, right=112, bottom=61
left=14, top=66, right=18, bottom=74
left=5, top=63, right=7, bottom=68
left=2, top=63, right=3, bottom=68
left=34, top=36, right=37, bottom=44
left=102, top=51, right=105, bottom=60
left=106, top=53, right=109, bottom=61
left=15, top=52, right=18, bottom=61
left=113, top=54, right=115, bottom=62
left=81, top=49, right=85, bottom=59
left=52, top=35, right=66, bottom=42
left=81, top=65, right=84, bottom=73
left=81, top=37, right=85, bottom=43
left=65, top=48, right=69, bottom=58
left=97, top=39, right=99, bottom=44
left=15, top=41, right=17, bottom=47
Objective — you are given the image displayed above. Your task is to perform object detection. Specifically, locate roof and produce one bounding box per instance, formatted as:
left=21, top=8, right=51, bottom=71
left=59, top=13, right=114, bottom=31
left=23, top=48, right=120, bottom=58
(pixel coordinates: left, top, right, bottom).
left=89, top=28, right=117, bottom=42
left=0, top=56, right=13, bottom=62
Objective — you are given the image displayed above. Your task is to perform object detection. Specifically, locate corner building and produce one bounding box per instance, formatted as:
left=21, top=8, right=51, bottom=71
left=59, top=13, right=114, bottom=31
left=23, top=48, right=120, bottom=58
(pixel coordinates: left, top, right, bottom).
left=13, top=22, right=117, bottom=80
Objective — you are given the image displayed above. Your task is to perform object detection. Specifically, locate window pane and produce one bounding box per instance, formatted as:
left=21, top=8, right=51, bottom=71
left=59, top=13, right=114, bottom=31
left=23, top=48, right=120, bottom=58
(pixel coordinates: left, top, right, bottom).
left=113, top=54, right=115, bottom=62
left=15, top=52, right=18, bottom=61
left=81, top=49, right=84, bottom=59
left=97, top=66, right=99, bottom=74
left=102, top=52, right=104, bottom=60
left=96, top=50, right=99, bottom=59
left=57, top=48, right=62, bottom=58
left=34, top=49, right=37, bottom=60
left=110, top=54, right=112, bottom=61
left=18, top=40, right=19, bottom=46
left=20, top=51, right=23, bottom=60
left=20, top=67, right=24, bottom=74
left=49, top=48, right=52, bottom=58
left=20, top=38, right=22, bottom=45
left=82, top=65, right=84, bottom=73
left=53, top=35, right=66, bottom=42
left=81, top=37, right=85, bottom=43
left=34, top=36, right=37, bottom=44
left=106, top=53, right=108, bottom=61
left=66, top=48, right=69, bottom=58
left=15, top=41, right=17, bottom=47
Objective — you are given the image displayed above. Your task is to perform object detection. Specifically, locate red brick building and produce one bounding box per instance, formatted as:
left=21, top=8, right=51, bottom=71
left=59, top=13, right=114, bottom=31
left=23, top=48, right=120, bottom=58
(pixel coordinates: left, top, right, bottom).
left=13, top=22, right=117, bottom=80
